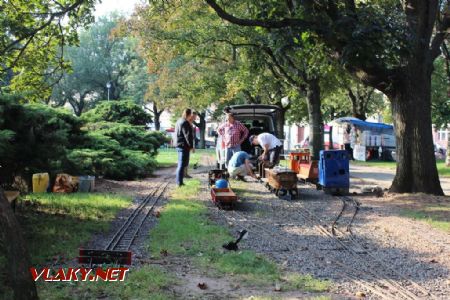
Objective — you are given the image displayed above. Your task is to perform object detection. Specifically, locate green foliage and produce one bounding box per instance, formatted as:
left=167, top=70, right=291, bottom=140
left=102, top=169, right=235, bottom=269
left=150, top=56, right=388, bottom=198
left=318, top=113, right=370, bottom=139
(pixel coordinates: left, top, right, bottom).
left=81, top=100, right=152, bottom=126
left=431, top=57, right=450, bottom=129
left=51, top=14, right=147, bottom=114
left=0, top=94, right=168, bottom=183
left=1, top=0, right=96, bottom=100
left=0, top=95, right=83, bottom=183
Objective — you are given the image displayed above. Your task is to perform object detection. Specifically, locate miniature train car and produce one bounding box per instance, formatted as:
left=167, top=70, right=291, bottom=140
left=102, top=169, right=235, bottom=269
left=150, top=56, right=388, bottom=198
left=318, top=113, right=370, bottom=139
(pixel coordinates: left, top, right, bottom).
left=318, top=150, right=350, bottom=195
left=264, top=167, right=298, bottom=198
left=208, top=169, right=230, bottom=187
left=209, top=169, right=237, bottom=208
left=288, top=150, right=319, bottom=186
left=210, top=187, right=238, bottom=209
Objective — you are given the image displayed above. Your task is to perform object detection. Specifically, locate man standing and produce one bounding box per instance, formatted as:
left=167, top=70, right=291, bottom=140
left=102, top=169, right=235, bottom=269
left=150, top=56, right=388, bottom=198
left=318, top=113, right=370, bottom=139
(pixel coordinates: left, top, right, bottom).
left=217, top=112, right=249, bottom=166
left=249, top=133, right=283, bottom=166
left=184, top=111, right=198, bottom=178
left=175, top=108, right=194, bottom=187
left=228, top=151, right=257, bottom=181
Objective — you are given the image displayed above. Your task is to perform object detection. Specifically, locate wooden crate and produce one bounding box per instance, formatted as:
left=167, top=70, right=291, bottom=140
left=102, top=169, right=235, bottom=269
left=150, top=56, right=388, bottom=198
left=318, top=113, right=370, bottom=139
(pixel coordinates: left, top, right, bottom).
left=266, top=169, right=298, bottom=190
left=211, top=187, right=237, bottom=205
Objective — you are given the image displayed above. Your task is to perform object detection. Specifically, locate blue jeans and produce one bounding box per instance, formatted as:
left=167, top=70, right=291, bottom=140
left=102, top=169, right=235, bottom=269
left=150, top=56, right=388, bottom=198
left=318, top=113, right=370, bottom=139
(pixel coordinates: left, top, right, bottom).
left=225, top=145, right=241, bottom=167
left=176, top=147, right=190, bottom=186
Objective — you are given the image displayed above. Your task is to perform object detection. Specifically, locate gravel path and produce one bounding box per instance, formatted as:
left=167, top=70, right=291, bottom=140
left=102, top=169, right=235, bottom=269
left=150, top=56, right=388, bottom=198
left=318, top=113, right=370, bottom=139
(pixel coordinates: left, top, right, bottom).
left=203, top=167, right=450, bottom=299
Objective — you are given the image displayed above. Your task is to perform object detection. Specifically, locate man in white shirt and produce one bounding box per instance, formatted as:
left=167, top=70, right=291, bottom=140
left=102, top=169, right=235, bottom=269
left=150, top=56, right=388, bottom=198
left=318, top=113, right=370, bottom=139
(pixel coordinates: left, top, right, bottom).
left=249, top=133, right=283, bottom=166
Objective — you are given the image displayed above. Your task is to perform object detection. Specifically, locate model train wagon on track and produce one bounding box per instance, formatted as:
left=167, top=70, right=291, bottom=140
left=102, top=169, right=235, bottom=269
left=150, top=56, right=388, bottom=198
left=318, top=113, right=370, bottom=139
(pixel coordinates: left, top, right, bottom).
left=211, top=186, right=238, bottom=209
left=208, top=169, right=237, bottom=209
left=288, top=150, right=319, bottom=186
left=263, top=167, right=298, bottom=199
left=208, top=169, right=230, bottom=187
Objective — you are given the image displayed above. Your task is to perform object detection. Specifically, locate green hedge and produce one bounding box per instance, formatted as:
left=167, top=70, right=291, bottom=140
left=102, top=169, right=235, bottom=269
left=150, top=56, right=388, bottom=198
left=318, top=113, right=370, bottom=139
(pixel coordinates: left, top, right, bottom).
left=0, top=96, right=169, bottom=184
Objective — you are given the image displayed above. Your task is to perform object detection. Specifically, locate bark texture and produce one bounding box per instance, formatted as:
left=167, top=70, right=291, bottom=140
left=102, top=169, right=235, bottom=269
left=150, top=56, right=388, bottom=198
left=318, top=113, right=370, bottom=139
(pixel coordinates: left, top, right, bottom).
left=306, top=79, right=324, bottom=160
left=389, top=65, right=443, bottom=194
left=152, top=102, right=162, bottom=131
left=0, top=188, right=38, bottom=299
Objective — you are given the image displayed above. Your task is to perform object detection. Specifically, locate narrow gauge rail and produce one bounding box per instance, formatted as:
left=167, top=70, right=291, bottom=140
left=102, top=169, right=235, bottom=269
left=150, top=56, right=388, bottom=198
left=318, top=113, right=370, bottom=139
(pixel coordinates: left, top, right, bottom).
left=105, top=180, right=170, bottom=251
left=205, top=156, right=434, bottom=299
left=331, top=196, right=360, bottom=235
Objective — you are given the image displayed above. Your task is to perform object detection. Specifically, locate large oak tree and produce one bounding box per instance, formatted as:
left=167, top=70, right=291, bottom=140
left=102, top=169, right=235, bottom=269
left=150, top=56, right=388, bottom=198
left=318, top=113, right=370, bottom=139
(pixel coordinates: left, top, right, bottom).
left=205, top=0, right=449, bottom=195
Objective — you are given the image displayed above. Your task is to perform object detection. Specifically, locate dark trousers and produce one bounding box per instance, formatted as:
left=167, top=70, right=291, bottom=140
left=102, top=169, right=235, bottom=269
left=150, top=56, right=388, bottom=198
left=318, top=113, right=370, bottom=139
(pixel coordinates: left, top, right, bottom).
left=176, top=147, right=190, bottom=186
left=264, top=145, right=283, bottom=166
left=344, top=143, right=354, bottom=160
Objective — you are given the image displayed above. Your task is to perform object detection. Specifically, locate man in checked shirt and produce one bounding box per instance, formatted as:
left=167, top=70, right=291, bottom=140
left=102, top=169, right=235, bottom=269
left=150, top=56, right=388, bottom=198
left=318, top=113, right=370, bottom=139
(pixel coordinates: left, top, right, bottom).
left=217, top=112, right=249, bottom=167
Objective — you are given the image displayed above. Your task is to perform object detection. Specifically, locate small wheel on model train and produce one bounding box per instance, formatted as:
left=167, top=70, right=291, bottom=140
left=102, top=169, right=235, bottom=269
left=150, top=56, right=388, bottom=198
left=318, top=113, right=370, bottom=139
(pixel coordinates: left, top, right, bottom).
left=265, top=183, right=270, bottom=190
left=277, top=189, right=287, bottom=197
left=289, top=189, right=298, bottom=199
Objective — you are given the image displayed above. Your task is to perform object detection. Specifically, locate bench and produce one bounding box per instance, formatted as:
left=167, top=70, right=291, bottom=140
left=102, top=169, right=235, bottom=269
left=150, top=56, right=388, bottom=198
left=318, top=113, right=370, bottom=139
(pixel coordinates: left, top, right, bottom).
left=5, top=191, right=20, bottom=212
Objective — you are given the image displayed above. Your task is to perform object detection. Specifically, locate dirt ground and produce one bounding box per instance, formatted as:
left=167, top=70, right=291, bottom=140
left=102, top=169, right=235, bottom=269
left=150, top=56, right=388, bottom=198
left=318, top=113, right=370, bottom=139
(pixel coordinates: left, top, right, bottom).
left=92, top=160, right=450, bottom=299
left=350, top=164, right=450, bottom=195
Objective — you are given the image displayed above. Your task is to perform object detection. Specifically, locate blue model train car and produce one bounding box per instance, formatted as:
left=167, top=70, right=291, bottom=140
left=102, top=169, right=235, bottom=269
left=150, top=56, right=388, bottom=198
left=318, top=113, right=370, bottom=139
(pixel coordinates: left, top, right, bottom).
left=319, top=150, right=350, bottom=195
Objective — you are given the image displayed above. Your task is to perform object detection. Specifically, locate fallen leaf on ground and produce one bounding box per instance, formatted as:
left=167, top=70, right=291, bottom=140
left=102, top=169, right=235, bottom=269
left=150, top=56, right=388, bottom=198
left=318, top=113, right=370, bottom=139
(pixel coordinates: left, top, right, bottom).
left=197, top=282, right=208, bottom=290
left=355, top=291, right=366, bottom=298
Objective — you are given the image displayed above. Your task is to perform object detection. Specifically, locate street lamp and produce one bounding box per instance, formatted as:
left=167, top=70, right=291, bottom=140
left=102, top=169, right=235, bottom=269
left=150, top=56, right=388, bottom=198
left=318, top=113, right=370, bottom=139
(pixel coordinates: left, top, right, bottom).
left=106, top=81, right=111, bottom=101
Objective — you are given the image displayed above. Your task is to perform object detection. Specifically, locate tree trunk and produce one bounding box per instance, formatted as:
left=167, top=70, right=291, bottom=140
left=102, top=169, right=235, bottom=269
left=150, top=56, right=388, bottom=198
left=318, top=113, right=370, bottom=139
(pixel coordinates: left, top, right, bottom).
left=347, top=88, right=367, bottom=120
left=329, top=126, right=334, bottom=150
left=198, top=112, right=206, bottom=149
left=0, top=188, right=38, bottom=300
left=389, top=67, right=443, bottom=195
left=306, top=79, right=324, bottom=160
left=153, top=103, right=162, bottom=131
left=276, top=108, right=286, bottom=139
left=446, top=127, right=450, bottom=167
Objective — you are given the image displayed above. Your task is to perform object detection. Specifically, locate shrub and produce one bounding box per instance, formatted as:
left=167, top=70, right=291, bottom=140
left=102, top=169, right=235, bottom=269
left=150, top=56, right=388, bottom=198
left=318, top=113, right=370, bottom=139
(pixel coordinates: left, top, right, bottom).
left=0, top=95, right=169, bottom=183
left=81, top=100, right=152, bottom=126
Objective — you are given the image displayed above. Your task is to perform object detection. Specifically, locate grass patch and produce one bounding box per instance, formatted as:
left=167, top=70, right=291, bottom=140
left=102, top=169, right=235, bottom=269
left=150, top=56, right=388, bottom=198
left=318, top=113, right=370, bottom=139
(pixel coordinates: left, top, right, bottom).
left=350, top=160, right=450, bottom=177
left=155, top=148, right=214, bottom=168
left=36, top=265, right=176, bottom=300
left=0, top=192, right=175, bottom=299
left=401, top=205, right=450, bottom=232
left=19, top=193, right=132, bottom=265
left=150, top=179, right=330, bottom=292
left=437, top=161, right=450, bottom=177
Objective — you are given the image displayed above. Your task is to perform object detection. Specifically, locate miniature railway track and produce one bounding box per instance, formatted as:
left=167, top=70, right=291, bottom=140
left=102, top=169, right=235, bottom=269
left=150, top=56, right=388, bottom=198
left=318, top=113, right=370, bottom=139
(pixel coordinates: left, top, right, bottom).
left=204, top=155, right=434, bottom=299
left=331, top=196, right=360, bottom=235
left=293, top=201, right=435, bottom=300
left=104, top=180, right=170, bottom=251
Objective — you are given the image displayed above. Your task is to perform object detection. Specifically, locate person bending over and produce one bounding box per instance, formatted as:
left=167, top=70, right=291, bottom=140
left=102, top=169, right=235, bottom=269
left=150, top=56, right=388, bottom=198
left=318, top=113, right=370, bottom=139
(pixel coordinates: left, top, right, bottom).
left=249, top=133, right=283, bottom=166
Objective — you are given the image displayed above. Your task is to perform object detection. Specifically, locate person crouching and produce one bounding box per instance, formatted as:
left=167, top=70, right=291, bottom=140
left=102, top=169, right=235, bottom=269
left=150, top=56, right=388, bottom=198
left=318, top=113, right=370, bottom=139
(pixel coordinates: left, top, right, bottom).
left=227, top=151, right=257, bottom=181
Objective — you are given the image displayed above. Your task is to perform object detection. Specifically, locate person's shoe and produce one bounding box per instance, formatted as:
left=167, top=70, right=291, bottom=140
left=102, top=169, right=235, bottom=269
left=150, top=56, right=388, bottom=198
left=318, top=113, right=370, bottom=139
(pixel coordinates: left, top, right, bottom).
left=184, top=174, right=192, bottom=178
left=177, top=183, right=185, bottom=187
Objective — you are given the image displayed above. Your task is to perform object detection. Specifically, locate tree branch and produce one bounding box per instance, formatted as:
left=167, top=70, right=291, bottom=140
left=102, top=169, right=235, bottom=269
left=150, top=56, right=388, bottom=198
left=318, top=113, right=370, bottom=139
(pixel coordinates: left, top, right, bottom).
left=430, top=2, right=450, bottom=60
left=205, top=0, right=313, bottom=29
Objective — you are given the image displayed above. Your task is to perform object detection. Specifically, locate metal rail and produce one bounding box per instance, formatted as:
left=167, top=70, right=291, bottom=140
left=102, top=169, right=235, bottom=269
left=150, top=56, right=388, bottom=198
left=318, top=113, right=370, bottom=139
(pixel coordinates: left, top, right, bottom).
left=105, top=180, right=170, bottom=251
left=204, top=155, right=433, bottom=299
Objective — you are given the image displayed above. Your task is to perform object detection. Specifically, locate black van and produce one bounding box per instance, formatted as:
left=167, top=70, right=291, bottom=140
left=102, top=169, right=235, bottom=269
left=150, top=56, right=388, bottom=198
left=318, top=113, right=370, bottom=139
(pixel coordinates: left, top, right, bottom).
left=224, top=104, right=283, bottom=154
